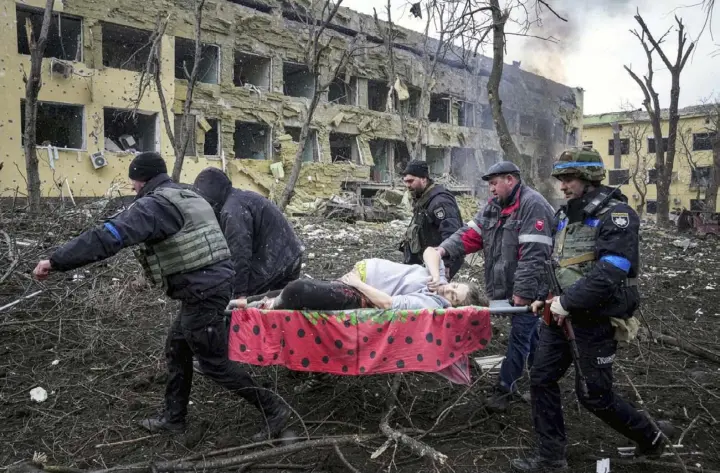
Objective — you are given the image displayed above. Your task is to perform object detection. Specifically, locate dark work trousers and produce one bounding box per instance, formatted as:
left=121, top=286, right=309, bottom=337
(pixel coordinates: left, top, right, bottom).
left=530, top=322, right=656, bottom=459
left=165, top=287, right=266, bottom=423
left=498, top=314, right=540, bottom=393
left=261, top=279, right=371, bottom=310
left=246, top=255, right=303, bottom=297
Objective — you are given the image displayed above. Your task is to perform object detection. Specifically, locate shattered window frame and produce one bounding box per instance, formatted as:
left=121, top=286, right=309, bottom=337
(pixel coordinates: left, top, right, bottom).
left=690, top=166, right=712, bottom=188
left=20, top=100, right=85, bottom=150
left=367, top=79, right=389, bottom=112
left=285, top=126, right=320, bottom=162
left=234, top=121, right=272, bottom=160
left=203, top=118, right=221, bottom=157
left=607, top=169, right=629, bottom=186
left=692, top=132, right=715, bottom=151
left=647, top=137, right=668, bottom=154
left=101, top=22, right=153, bottom=73
left=283, top=61, right=315, bottom=99
left=103, top=107, right=159, bottom=153
left=16, top=6, right=83, bottom=62
left=174, top=37, right=221, bottom=85
left=608, top=138, right=630, bottom=156
left=328, top=132, right=362, bottom=164
left=234, top=50, right=272, bottom=89
left=327, top=75, right=357, bottom=105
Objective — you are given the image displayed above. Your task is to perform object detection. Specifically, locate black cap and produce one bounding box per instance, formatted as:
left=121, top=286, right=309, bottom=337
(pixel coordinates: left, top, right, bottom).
left=128, top=152, right=167, bottom=182
left=402, top=160, right=429, bottom=178
left=481, top=161, right=521, bottom=181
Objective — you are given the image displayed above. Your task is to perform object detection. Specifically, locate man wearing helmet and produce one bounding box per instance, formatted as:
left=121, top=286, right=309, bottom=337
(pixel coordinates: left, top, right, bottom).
left=511, top=148, right=674, bottom=471
left=431, top=160, right=555, bottom=412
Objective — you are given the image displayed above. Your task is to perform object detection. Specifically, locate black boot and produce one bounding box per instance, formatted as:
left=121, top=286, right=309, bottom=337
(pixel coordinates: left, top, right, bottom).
left=251, top=392, right=292, bottom=442
left=636, top=420, right=676, bottom=457
left=511, top=453, right=568, bottom=472
left=485, top=385, right=512, bottom=413
left=138, top=414, right=185, bottom=434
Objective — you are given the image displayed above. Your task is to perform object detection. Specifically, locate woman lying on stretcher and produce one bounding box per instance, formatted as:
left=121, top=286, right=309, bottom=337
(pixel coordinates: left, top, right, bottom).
left=231, top=248, right=486, bottom=311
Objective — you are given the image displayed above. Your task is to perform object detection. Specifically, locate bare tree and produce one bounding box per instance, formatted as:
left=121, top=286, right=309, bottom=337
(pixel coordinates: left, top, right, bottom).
left=677, top=125, right=705, bottom=208
left=133, top=0, right=207, bottom=182
left=22, top=0, right=54, bottom=211
left=277, top=0, right=363, bottom=210
left=624, top=12, right=695, bottom=226
left=704, top=102, right=720, bottom=211
left=623, top=121, right=651, bottom=216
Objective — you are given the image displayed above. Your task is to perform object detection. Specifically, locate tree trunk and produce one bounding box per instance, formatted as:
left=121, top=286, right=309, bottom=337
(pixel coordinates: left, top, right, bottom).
left=23, top=0, right=54, bottom=212
left=705, top=137, right=720, bottom=212
left=657, top=73, right=682, bottom=226
left=487, top=0, right=521, bottom=170
left=278, top=91, right=322, bottom=211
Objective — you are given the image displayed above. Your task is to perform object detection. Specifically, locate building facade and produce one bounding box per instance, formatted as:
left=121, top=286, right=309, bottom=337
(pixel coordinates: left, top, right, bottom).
left=0, top=0, right=583, bottom=204
left=583, top=105, right=718, bottom=214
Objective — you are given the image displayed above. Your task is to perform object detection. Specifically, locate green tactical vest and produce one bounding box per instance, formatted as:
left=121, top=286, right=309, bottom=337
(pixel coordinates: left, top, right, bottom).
left=553, top=199, right=637, bottom=289
left=133, top=187, right=231, bottom=287
left=404, top=183, right=437, bottom=254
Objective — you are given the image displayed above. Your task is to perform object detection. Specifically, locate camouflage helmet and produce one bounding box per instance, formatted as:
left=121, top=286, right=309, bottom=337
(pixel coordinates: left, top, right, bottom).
left=551, top=147, right=606, bottom=182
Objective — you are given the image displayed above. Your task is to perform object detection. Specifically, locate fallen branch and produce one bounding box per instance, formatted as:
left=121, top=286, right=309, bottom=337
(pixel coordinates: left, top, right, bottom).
left=95, top=435, right=160, bottom=449
left=639, top=327, right=720, bottom=364
left=677, top=415, right=700, bottom=446
left=333, top=444, right=361, bottom=473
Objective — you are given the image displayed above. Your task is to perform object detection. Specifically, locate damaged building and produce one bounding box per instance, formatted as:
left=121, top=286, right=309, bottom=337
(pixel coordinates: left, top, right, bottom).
left=0, top=0, right=583, bottom=206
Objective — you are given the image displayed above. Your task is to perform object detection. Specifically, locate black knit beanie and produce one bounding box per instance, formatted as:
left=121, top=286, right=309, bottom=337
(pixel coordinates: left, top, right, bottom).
left=128, top=152, right=167, bottom=181
left=402, top=160, right=429, bottom=179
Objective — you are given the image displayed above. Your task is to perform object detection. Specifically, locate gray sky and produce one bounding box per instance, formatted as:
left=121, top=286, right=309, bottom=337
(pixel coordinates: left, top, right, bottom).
left=342, top=0, right=719, bottom=114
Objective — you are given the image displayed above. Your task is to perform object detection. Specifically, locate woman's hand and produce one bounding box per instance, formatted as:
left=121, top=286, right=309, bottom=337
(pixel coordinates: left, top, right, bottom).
left=340, top=271, right=362, bottom=287
left=427, top=276, right=442, bottom=293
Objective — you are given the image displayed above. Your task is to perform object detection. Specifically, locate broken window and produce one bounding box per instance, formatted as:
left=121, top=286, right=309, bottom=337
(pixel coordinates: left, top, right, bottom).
left=174, top=38, right=220, bottom=84
left=16, top=6, right=82, bottom=61
left=481, top=149, right=500, bottom=169
left=450, top=148, right=478, bottom=185
left=173, top=115, right=197, bottom=156
left=234, top=121, right=270, bottom=160
left=535, top=117, right=552, bottom=139
left=104, top=108, right=157, bottom=152
left=647, top=137, right=668, bottom=153
left=519, top=115, right=534, bottom=136
left=329, top=132, right=360, bottom=163
left=102, top=23, right=152, bottom=72
left=393, top=141, right=411, bottom=175
left=368, top=80, right=390, bottom=112
left=426, top=147, right=446, bottom=175
left=328, top=76, right=357, bottom=105
left=477, top=105, right=494, bottom=130
left=607, top=169, right=629, bottom=186
left=582, top=140, right=594, bottom=148
left=690, top=166, right=712, bottom=188
left=504, top=108, right=518, bottom=133
left=647, top=168, right=658, bottom=184
left=234, top=51, right=271, bottom=89
left=204, top=119, right=220, bottom=156
left=283, top=62, right=314, bottom=99
left=608, top=138, right=630, bottom=155
left=553, top=122, right=565, bottom=143
left=646, top=200, right=657, bottom=214
left=369, top=139, right=390, bottom=182
left=286, top=127, right=319, bottom=162
left=428, top=95, right=450, bottom=123
left=458, top=102, right=475, bottom=127
left=692, top=132, right=715, bottom=151
left=20, top=101, right=84, bottom=149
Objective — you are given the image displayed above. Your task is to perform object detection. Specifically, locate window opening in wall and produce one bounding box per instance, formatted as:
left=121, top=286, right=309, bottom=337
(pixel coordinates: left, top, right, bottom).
left=426, top=147, right=446, bottom=175
left=20, top=101, right=84, bottom=149
left=234, top=121, right=270, bottom=159
left=397, top=86, right=421, bottom=118
left=329, top=132, right=359, bottom=163
left=102, top=23, right=152, bottom=72
left=582, top=140, right=593, bottom=148
left=482, top=149, right=500, bottom=169
left=174, top=115, right=197, bottom=156
left=458, top=102, right=475, bottom=127
left=608, top=169, right=629, bottom=185
left=428, top=94, right=450, bottom=123
left=690, top=166, right=711, bottom=188
left=283, top=62, right=314, bottom=98
left=104, top=108, right=157, bottom=152
left=608, top=138, right=630, bottom=155
left=328, top=76, right=357, bottom=105
left=17, top=7, right=82, bottom=61
left=477, top=105, right=494, bottom=130
left=647, top=168, right=658, bottom=184
left=204, top=119, right=220, bottom=156
left=451, top=148, right=478, bottom=185
left=174, top=38, right=220, bottom=84
left=553, top=122, right=565, bottom=143
left=393, top=141, right=411, bottom=176
left=286, top=127, right=319, bottom=162
left=368, top=80, right=389, bottom=112
left=646, top=200, right=657, bottom=214
left=234, top=51, right=271, bottom=89
left=692, top=132, right=715, bottom=151
left=503, top=108, right=518, bottom=133
left=690, top=199, right=707, bottom=211
left=519, top=114, right=534, bottom=136
left=647, top=137, right=668, bottom=153
left=369, top=139, right=390, bottom=182
left=535, top=117, right=552, bottom=139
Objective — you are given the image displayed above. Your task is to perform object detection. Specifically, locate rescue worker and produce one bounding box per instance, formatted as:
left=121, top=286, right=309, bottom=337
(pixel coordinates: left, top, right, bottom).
left=511, top=148, right=674, bottom=471
left=193, top=167, right=304, bottom=299
left=434, top=161, right=554, bottom=412
left=32, top=152, right=291, bottom=441
left=400, top=160, right=464, bottom=278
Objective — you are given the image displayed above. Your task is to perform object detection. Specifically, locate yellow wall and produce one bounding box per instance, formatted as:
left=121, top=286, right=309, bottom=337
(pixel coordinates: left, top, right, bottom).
left=582, top=115, right=718, bottom=213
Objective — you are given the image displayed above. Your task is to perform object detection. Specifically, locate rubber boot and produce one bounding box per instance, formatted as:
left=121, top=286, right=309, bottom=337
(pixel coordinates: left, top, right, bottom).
left=138, top=414, right=186, bottom=434
left=636, top=420, right=676, bottom=457
left=485, top=385, right=512, bottom=413
left=251, top=392, right=291, bottom=442
left=510, top=453, right=568, bottom=472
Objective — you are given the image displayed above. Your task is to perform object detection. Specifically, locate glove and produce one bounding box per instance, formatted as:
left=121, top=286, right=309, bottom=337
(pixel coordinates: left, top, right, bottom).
left=550, top=296, right=569, bottom=317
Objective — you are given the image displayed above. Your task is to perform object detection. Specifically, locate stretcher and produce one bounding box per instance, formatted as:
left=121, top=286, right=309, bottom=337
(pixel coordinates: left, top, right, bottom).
left=226, top=303, right=532, bottom=385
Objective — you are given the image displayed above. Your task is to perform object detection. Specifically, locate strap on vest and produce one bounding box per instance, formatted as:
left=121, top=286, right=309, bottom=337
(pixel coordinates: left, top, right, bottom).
left=558, top=252, right=595, bottom=267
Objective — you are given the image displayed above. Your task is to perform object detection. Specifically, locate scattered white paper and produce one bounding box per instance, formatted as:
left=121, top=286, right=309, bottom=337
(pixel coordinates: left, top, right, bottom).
left=51, top=359, right=60, bottom=366
left=30, top=387, right=48, bottom=403
left=596, top=458, right=610, bottom=473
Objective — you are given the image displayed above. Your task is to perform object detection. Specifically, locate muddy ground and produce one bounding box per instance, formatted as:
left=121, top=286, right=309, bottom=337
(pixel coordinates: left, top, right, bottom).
left=0, top=202, right=718, bottom=473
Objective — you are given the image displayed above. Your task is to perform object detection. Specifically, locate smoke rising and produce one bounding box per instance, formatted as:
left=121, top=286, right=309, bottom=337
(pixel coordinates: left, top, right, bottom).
left=514, top=0, right=637, bottom=84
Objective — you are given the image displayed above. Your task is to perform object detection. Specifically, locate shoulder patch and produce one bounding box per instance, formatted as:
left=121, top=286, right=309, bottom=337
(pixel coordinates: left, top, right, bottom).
left=611, top=212, right=629, bottom=228
left=535, top=219, right=545, bottom=231
left=434, top=207, right=445, bottom=220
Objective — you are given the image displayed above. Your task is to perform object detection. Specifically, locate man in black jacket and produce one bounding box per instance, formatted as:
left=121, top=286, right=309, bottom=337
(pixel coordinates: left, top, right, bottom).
left=194, top=168, right=304, bottom=299
left=400, top=160, right=463, bottom=278
left=32, top=153, right=291, bottom=441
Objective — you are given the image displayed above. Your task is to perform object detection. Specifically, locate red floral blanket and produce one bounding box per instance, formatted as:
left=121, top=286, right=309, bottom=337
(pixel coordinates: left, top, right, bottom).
left=228, top=306, right=492, bottom=383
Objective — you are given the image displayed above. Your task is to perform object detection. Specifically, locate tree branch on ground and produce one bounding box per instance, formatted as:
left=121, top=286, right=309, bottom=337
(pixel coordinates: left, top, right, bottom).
left=22, top=0, right=54, bottom=211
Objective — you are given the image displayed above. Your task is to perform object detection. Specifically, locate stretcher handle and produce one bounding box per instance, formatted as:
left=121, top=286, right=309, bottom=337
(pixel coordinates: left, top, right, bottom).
left=222, top=306, right=533, bottom=317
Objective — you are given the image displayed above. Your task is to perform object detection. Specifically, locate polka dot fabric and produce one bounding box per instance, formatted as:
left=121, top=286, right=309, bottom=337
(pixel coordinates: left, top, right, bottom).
left=228, top=307, right=492, bottom=379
